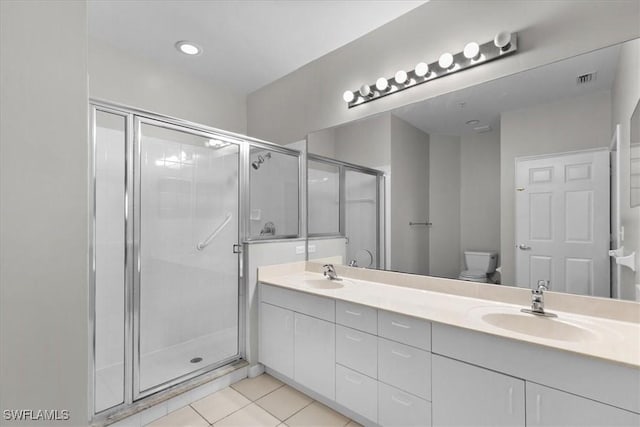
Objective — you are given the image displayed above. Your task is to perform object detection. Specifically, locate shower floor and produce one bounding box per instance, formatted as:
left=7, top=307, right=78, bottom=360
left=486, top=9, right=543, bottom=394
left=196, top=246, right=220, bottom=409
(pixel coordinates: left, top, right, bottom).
left=95, top=328, right=237, bottom=412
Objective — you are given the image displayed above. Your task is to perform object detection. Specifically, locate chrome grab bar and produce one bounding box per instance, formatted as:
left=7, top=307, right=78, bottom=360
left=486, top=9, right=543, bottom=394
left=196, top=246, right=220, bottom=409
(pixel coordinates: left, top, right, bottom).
left=196, top=213, right=232, bottom=251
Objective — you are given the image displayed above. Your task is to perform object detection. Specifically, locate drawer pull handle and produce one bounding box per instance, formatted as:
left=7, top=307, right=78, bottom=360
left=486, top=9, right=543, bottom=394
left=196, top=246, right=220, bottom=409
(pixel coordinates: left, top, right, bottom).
left=391, top=321, right=410, bottom=329
left=345, top=310, right=361, bottom=316
left=391, top=349, right=411, bottom=359
left=345, top=334, right=363, bottom=342
left=508, top=386, right=513, bottom=415
left=391, top=393, right=412, bottom=407
left=536, top=394, right=541, bottom=423
left=345, top=374, right=362, bottom=385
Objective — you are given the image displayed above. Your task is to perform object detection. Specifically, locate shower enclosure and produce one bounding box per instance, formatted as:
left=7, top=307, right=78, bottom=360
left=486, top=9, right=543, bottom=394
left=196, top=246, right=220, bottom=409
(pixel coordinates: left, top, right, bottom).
left=307, top=154, right=384, bottom=268
left=90, top=101, right=302, bottom=418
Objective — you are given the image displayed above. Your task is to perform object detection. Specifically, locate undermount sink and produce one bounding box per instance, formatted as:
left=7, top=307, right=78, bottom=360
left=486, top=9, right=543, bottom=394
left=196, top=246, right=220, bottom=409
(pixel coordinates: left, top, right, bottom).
left=284, top=274, right=351, bottom=290
left=469, top=306, right=600, bottom=342
left=301, top=279, right=346, bottom=290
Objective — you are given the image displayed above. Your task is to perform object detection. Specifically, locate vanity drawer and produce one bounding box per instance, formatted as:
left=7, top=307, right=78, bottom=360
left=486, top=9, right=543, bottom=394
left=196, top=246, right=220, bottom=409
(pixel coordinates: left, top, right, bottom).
left=378, top=310, right=431, bottom=350
left=378, top=381, right=431, bottom=427
left=336, top=300, right=377, bottom=334
left=336, top=325, right=377, bottom=378
left=260, top=283, right=334, bottom=322
left=378, top=337, right=431, bottom=400
left=335, top=364, right=378, bottom=423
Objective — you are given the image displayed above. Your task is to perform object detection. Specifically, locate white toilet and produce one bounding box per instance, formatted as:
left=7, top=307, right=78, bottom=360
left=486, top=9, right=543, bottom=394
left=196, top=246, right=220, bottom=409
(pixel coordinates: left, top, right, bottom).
left=458, top=251, right=498, bottom=283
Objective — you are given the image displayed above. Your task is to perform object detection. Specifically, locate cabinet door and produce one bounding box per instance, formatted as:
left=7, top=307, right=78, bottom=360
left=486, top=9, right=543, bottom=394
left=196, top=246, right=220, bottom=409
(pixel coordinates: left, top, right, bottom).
left=294, top=313, right=335, bottom=399
left=432, top=355, right=525, bottom=427
left=259, top=302, right=294, bottom=378
left=527, top=382, right=640, bottom=427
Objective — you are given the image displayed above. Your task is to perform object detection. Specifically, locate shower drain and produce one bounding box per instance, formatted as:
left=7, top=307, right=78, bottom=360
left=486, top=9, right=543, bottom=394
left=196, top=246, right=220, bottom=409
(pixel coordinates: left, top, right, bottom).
left=190, top=357, right=203, bottom=364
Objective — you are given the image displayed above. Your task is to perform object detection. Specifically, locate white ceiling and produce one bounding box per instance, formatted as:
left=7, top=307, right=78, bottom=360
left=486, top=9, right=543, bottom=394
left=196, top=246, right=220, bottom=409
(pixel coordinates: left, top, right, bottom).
left=393, top=43, right=621, bottom=136
left=88, top=0, right=427, bottom=95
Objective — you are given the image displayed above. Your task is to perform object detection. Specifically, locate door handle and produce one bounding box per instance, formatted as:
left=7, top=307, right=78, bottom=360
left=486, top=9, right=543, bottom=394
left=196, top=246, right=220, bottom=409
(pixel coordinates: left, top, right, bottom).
left=518, top=244, right=531, bottom=250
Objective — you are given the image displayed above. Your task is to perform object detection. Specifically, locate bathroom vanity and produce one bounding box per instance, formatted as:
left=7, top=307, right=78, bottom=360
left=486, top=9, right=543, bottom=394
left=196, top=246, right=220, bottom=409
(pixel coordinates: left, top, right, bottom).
left=257, top=262, right=640, bottom=427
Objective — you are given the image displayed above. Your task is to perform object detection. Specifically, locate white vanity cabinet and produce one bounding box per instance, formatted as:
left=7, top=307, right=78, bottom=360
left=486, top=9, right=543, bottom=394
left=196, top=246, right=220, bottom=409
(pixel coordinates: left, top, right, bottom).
left=258, top=281, right=640, bottom=427
left=259, top=302, right=294, bottom=378
left=294, top=312, right=335, bottom=399
left=258, top=284, right=336, bottom=400
left=432, top=355, right=525, bottom=427
left=526, top=382, right=639, bottom=427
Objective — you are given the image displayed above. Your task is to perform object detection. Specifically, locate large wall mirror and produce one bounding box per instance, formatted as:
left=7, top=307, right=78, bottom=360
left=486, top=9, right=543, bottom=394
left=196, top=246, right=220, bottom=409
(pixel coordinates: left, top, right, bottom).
left=307, top=38, right=640, bottom=301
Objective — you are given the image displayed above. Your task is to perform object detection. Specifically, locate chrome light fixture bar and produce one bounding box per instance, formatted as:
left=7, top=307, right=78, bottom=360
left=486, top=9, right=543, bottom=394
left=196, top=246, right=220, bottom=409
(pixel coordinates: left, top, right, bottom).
left=343, top=31, right=518, bottom=108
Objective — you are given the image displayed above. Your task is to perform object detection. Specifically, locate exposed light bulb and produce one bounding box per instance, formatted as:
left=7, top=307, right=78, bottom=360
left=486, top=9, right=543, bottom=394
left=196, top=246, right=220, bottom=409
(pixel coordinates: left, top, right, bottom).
left=438, top=52, right=454, bottom=70
left=175, top=40, right=202, bottom=56
left=343, top=90, right=355, bottom=103
left=463, top=42, right=480, bottom=60
left=359, top=84, right=372, bottom=97
left=414, top=62, right=429, bottom=77
left=494, top=31, right=512, bottom=51
left=376, top=77, right=389, bottom=92
left=394, top=70, right=408, bottom=85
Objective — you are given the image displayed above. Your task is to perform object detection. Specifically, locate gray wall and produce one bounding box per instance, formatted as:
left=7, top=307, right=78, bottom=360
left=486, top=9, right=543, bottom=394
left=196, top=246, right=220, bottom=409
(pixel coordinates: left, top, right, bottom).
left=247, top=1, right=640, bottom=144
left=390, top=116, right=430, bottom=275
left=611, top=39, right=640, bottom=300
left=89, top=38, right=247, bottom=134
left=460, top=128, right=501, bottom=263
left=500, top=90, right=612, bottom=285
left=334, top=114, right=391, bottom=168
left=428, top=135, right=461, bottom=278
left=0, top=0, right=89, bottom=423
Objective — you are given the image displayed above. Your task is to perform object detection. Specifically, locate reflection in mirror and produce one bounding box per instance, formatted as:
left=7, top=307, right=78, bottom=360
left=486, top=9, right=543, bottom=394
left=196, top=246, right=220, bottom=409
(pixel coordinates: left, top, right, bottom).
left=308, top=159, right=340, bottom=236
left=307, top=39, right=640, bottom=300
left=631, top=100, right=640, bottom=207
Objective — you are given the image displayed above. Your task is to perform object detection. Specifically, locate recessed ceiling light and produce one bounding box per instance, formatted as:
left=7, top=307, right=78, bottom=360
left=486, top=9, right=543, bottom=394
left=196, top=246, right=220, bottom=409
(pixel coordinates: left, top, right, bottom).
left=175, top=40, right=202, bottom=56
left=465, top=119, right=480, bottom=125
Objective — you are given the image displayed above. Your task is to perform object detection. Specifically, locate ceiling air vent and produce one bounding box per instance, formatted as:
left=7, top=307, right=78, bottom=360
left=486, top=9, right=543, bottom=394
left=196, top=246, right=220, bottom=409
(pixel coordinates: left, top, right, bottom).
left=576, top=72, right=597, bottom=85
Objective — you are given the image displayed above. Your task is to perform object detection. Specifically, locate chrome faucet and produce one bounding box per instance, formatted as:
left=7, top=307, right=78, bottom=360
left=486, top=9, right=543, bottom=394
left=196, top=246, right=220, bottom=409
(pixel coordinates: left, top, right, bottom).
left=521, top=280, right=557, bottom=317
left=323, top=264, right=340, bottom=280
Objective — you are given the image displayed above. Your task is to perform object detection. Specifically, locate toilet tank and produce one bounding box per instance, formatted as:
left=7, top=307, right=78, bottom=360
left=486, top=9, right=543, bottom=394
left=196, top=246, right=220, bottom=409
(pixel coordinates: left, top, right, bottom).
left=464, top=251, right=498, bottom=273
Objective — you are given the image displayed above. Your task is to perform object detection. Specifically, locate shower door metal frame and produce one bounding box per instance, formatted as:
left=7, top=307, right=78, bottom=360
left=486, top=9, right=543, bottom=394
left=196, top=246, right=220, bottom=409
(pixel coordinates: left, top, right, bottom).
left=89, top=99, right=303, bottom=422
left=306, top=153, right=385, bottom=268
left=244, top=142, right=305, bottom=242
left=132, top=116, right=245, bottom=400
left=89, top=103, right=135, bottom=417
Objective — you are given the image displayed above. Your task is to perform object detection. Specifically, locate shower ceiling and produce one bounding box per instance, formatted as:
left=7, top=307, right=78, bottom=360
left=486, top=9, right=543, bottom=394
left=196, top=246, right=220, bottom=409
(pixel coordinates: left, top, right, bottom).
left=88, top=0, right=427, bottom=95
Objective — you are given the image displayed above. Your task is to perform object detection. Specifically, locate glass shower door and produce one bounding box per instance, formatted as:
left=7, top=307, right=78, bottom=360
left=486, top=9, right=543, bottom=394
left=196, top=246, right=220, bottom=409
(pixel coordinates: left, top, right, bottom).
left=135, top=120, right=240, bottom=396
left=344, top=169, right=380, bottom=268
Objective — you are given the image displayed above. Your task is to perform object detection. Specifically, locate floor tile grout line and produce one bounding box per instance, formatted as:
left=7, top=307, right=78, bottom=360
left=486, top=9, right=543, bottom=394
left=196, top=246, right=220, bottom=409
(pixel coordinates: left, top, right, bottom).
left=281, top=399, right=316, bottom=424
left=189, top=388, right=253, bottom=425
left=188, top=403, right=214, bottom=426
left=251, top=382, right=286, bottom=403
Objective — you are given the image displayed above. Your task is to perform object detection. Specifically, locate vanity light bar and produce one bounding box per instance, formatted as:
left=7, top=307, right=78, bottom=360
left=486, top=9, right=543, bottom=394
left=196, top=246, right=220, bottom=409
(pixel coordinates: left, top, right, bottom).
left=343, top=32, right=518, bottom=109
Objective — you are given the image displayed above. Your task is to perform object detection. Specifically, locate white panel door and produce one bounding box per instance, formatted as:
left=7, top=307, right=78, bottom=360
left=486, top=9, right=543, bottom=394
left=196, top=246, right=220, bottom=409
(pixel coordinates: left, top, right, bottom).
left=294, top=313, right=335, bottom=399
left=526, top=382, right=640, bottom=427
left=432, top=355, right=525, bottom=427
left=515, top=149, right=610, bottom=296
left=259, top=302, right=294, bottom=378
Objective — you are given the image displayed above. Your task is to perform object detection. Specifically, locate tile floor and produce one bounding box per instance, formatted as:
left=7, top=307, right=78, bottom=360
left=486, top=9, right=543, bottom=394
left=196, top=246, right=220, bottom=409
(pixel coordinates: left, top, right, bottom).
left=146, top=374, right=361, bottom=427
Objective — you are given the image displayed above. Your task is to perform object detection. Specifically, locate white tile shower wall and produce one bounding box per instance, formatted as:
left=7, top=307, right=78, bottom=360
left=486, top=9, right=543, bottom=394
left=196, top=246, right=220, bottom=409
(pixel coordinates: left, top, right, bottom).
left=95, top=126, right=126, bottom=372
left=137, top=135, right=239, bottom=389
left=249, top=149, right=300, bottom=238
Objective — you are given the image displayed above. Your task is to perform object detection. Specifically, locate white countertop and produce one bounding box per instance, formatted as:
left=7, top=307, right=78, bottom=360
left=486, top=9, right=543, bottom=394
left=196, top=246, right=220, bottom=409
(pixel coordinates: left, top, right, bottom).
left=259, top=263, right=640, bottom=368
